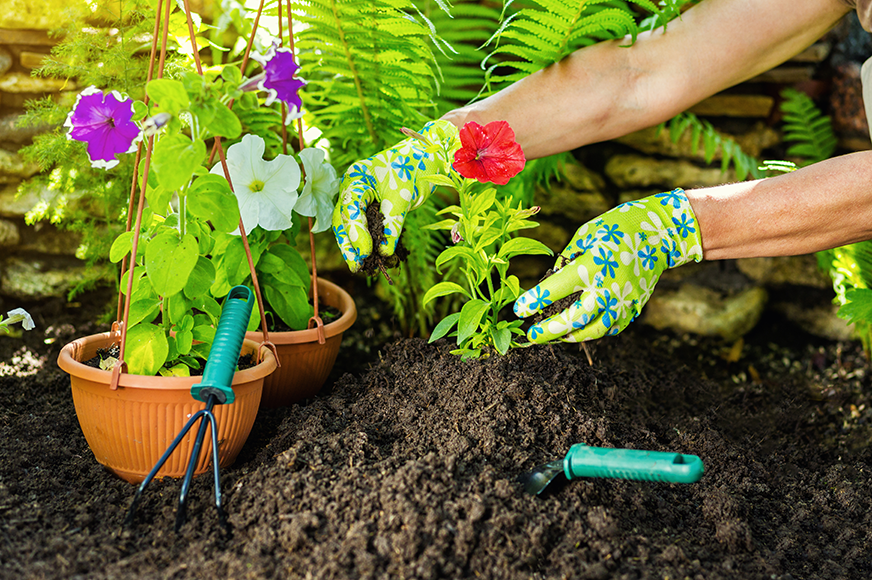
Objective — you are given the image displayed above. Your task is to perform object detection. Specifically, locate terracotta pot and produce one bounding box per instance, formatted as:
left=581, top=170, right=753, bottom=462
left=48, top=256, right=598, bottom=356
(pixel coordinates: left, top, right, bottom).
left=247, top=278, right=357, bottom=408
left=57, top=334, right=276, bottom=484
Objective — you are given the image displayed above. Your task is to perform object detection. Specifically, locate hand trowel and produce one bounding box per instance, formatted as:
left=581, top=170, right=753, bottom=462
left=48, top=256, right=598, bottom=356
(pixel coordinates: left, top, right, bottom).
left=518, top=443, right=705, bottom=495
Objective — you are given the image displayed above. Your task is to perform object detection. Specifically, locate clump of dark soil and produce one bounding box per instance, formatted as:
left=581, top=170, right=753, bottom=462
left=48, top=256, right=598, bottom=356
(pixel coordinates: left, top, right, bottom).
left=2, top=286, right=872, bottom=579
left=359, top=200, right=410, bottom=279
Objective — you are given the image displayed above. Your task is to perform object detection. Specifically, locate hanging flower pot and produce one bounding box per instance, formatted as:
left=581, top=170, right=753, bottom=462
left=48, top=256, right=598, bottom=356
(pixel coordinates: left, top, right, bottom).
left=247, top=278, right=356, bottom=408
left=58, top=333, right=277, bottom=484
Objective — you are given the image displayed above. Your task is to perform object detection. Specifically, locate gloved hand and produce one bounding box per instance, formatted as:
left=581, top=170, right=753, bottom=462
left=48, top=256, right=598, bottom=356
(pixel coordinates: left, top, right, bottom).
left=331, top=120, right=460, bottom=272
left=513, top=188, right=704, bottom=343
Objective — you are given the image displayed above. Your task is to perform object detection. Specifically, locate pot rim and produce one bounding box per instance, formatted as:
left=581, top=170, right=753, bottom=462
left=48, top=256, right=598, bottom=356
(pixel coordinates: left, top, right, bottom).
left=57, top=333, right=277, bottom=390
left=247, top=277, right=358, bottom=346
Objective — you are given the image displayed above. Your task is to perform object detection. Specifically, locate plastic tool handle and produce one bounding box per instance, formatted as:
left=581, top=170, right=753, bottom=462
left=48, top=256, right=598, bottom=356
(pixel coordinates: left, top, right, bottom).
left=563, top=444, right=704, bottom=484
left=190, top=285, right=255, bottom=405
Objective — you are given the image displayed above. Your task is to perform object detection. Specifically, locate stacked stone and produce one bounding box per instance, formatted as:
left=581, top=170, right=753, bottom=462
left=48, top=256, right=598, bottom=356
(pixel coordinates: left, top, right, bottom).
left=0, top=2, right=87, bottom=310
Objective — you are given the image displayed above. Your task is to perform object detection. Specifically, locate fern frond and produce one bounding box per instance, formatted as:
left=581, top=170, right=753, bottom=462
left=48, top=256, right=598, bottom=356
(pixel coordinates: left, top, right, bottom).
left=415, top=0, right=501, bottom=114
left=291, top=0, right=440, bottom=170
left=779, top=87, right=837, bottom=165
left=662, top=112, right=762, bottom=180
left=482, top=0, right=659, bottom=95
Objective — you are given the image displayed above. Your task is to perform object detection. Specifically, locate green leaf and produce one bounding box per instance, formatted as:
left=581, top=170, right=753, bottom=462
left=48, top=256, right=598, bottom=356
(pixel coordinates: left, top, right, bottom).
left=124, top=323, right=169, bottom=376
left=423, top=282, right=469, bottom=306
left=146, top=78, right=190, bottom=115
left=435, top=246, right=475, bottom=272
left=263, top=274, right=312, bottom=330
left=184, top=256, right=216, bottom=300
left=187, top=174, right=240, bottom=233
left=457, top=299, right=489, bottom=345
left=492, top=326, right=512, bottom=355
left=165, top=292, right=192, bottom=325
left=837, top=288, right=872, bottom=325
left=266, top=244, right=310, bottom=288
left=145, top=231, right=200, bottom=297
left=192, top=324, right=216, bottom=345
left=428, top=312, right=461, bottom=343
left=208, top=104, right=242, bottom=138
left=174, top=314, right=194, bottom=355
left=110, top=231, right=134, bottom=263
left=497, top=237, right=553, bottom=260
left=151, top=134, right=206, bottom=191
left=469, top=188, right=496, bottom=217
left=420, top=174, right=456, bottom=188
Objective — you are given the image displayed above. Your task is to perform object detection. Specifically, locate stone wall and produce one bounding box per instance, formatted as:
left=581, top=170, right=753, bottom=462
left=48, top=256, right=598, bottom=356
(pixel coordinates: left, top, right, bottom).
left=0, top=7, right=87, bottom=313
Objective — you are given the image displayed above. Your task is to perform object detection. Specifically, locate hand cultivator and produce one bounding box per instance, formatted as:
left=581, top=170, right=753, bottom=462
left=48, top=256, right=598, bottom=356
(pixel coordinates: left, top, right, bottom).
left=124, top=285, right=256, bottom=532
left=518, top=443, right=705, bottom=496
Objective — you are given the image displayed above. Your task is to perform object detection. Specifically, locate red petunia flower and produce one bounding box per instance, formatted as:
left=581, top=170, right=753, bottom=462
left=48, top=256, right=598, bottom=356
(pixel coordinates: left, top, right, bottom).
left=453, top=120, right=525, bottom=185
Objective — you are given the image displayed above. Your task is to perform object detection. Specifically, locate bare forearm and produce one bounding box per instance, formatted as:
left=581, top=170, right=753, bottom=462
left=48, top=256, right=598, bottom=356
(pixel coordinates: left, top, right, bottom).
left=689, top=152, right=872, bottom=260
left=442, top=0, right=849, bottom=160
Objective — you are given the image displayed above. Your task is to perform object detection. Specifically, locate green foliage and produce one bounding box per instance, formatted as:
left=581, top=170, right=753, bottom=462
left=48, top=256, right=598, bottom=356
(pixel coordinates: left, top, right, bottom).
left=288, top=0, right=444, bottom=170
left=661, top=112, right=763, bottom=180
left=415, top=0, right=502, bottom=115
left=423, top=181, right=551, bottom=359
left=779, top=87, right=837, bottom=165
left=827, top=243, right=872, bottom=357
left=481, top=0, right=660, bottom=94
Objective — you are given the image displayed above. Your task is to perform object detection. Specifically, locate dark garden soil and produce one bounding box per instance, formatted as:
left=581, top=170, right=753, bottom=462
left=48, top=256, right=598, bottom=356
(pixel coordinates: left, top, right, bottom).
left=1, top=283, right=871, bottom=580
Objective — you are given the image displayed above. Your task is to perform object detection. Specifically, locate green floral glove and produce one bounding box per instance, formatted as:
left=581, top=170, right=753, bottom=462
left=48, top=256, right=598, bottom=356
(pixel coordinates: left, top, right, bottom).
left=331, top=120, right=460, bottom=272
left=513, top=188, right=703, bottom=343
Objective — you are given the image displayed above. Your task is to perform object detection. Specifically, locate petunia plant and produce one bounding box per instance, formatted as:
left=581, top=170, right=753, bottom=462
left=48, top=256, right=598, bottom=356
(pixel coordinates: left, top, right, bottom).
left=64, top=16, right=339, bottom=376
left=419, top=121, right=553, bottom=360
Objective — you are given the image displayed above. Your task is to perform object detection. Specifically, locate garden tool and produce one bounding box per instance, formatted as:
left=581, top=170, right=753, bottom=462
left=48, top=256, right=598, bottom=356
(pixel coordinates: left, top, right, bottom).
left=518, top=443, right=705, bottom=496
left=124, top=285, right=256, bottom=532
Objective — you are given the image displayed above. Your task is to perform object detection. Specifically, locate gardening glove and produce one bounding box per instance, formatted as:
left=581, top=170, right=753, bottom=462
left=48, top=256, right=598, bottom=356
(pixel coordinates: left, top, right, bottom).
left=513, top=188, right=704, bottom=343
left=331, top=120, right=460, bottom=272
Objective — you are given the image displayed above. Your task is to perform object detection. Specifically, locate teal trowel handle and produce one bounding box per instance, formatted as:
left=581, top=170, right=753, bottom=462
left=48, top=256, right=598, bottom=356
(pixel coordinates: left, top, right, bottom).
left=563, top=444, right=704, bottom=484
left=190, top=285, right=255, bottom=405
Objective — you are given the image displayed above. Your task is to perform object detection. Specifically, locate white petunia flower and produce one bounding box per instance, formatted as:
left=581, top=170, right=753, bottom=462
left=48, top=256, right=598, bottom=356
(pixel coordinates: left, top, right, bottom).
left=3, top=308, right=34, bottom=331
left=296, top=147, right=340, bottom=233
left=210, top=134, right=300, bottom=234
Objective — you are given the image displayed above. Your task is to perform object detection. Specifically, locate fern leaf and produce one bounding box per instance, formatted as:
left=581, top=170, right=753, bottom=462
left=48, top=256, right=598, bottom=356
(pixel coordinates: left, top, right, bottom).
left=779, top=87, right=837, bottom=165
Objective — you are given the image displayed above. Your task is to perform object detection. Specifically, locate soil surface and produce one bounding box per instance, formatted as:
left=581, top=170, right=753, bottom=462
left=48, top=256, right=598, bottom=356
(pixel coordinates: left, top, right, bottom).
left=1, top=284, right=871, bottom=580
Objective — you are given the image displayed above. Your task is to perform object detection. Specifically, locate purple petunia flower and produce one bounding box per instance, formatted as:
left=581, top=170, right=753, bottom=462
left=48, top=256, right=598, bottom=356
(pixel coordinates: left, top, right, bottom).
left=64, top=86, right=140, bottom=170
left=252, top=44, right=307, bottom=125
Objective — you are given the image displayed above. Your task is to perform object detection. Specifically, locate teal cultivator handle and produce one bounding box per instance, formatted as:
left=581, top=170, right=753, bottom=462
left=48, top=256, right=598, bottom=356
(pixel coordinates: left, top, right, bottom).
left=190, top=285, right=255, bottom=405
left=564, top=444, right=704, bottom=484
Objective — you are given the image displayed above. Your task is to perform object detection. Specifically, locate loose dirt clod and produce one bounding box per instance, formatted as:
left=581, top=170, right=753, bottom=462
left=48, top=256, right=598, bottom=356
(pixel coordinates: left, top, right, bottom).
left=359, top=201, right=410, bottom=281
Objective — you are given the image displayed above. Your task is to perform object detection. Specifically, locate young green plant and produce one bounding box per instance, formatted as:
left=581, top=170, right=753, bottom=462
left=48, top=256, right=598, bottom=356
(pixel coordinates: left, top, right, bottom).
left=419, top=121, right=552, bottom=360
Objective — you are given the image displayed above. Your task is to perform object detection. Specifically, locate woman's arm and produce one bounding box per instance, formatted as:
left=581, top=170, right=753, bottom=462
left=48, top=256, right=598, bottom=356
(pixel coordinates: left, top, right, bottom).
left=690, top=151, right=872, bottom=259
left=443, top=0, right=851, bottom=160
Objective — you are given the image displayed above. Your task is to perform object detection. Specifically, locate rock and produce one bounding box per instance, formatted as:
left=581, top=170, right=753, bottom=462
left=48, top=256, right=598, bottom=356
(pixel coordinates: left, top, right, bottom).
left=0, top=257, right=88, bottom=300
left=19, top=51, right=49, bottom=70
left=830, top=61, right=869, bottom=139
left=771, top=300, right=854, bottom=342
left=561, top=161, right=606, bottom=192
left=0, top=0, right=89, bottom=30
left=537, top=184, right=611, bottom=223
left=0, top=148, right=38, bottom=182
left=688, top=94, right=775, bottom=118
left=0, top=47, right=11, bottom=76
left=0, top=72, right=70, bottom=94
left=0, top=183, right=40, bottom=217
left=0, top=217, right=18, bottom=246
left=0, top=113, right=53, bottom=144
left=18, top=223, right=80, bottom=256
left=615, top=122, right=779, bottom=161
left=736, top=255, right=831, bottom=289
left=605, top=154, right=735, bottom=189
left=641, top=284, right=768, bottom=341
